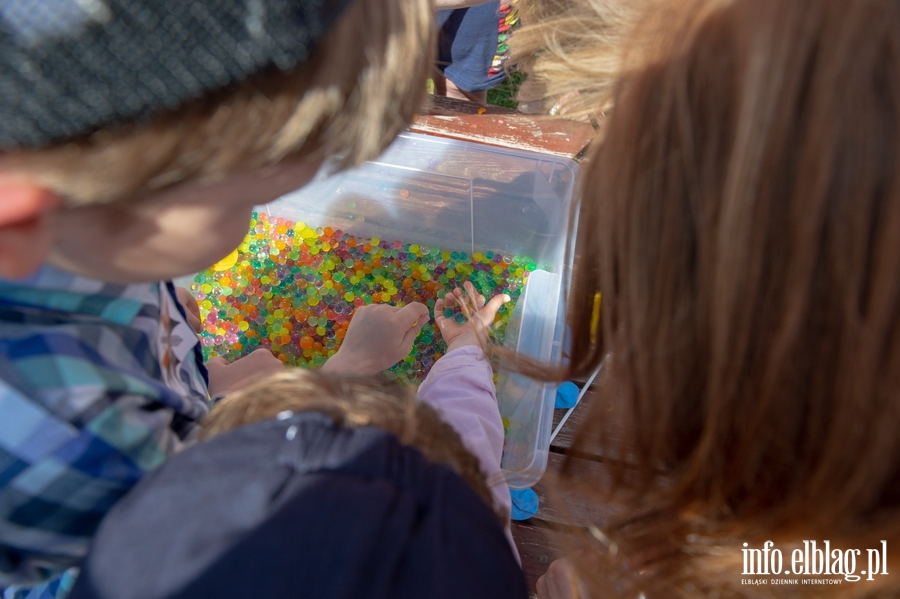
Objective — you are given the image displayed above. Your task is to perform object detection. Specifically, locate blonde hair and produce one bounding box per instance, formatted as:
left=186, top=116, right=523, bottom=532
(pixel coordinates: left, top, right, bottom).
left=201, top=369, right=502, bottom=520
left=509, top=0, right=652, bottom=121
left=1, top=0, right=433, bottom=206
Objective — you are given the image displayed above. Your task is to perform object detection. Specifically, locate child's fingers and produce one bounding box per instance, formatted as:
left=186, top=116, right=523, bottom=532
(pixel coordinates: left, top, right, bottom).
left=395, top=301, right=429, bottom=330
left=462, top=281, right=486, bottom=308
left=481, top=293, right=511, bottom=321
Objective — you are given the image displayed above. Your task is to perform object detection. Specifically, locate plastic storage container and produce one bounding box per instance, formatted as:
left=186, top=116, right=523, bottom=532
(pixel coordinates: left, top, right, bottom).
left=232, top=132, right=576, bottom=488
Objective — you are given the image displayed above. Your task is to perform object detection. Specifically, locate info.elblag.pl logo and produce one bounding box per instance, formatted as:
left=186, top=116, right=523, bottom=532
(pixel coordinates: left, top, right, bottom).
left=741, top=541, right=888, bottom=586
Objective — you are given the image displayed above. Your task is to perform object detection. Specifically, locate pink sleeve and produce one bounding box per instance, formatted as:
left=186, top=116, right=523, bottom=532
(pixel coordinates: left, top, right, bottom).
left=417, top=345, right=518, bottom=560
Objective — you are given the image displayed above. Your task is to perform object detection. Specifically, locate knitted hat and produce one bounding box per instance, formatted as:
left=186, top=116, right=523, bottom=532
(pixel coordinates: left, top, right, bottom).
left=69, top=412, right=528, bottom=599
left=0, top=0, right=353, bottom=150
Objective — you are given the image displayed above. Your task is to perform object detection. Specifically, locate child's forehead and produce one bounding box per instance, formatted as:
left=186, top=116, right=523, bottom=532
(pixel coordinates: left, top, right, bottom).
left=0, top=0, right=354, bottom=151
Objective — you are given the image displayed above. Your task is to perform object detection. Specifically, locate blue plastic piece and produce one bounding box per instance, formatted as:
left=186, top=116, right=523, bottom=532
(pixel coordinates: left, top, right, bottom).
left=555, top=381, right=579, bottom=409
left=509, top=488, right=539, bottom=521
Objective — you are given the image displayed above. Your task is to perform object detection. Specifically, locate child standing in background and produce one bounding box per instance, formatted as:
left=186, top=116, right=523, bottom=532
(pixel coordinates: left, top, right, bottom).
left=433, top=0, right=519, bottom=103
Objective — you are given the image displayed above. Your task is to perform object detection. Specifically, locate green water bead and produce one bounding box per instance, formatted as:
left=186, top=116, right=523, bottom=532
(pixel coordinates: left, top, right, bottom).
left=443, top=307, right=454, bottom=318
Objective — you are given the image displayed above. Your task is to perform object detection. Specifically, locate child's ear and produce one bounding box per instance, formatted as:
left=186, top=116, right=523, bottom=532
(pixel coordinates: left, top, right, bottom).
left=0, top=181, right=58, bottom=279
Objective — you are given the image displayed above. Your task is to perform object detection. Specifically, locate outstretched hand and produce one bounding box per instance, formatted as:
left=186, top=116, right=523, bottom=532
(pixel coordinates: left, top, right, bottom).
left=435, top=281, right=509, bottom=353
left=207, top=349, right=285, bottom=396
left=322, top=302, right=430, bottom=375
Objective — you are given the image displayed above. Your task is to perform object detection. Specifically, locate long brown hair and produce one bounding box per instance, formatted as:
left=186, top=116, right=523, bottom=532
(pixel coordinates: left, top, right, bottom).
left=548, top=0, right=900, bottom=596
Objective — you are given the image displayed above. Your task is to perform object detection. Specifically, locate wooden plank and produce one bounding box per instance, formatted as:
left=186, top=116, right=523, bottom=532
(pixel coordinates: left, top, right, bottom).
left=412, top=96, right=595, bottom=158
left=529, top=453, right=625, bottom=528
left=511, top=521, right=583, bottom=597
left=550, top=388, right=635, bottom=465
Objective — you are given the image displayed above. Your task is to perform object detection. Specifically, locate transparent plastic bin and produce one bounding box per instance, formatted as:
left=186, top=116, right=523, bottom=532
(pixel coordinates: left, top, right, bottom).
left=220, top=132, right=577, bottom=488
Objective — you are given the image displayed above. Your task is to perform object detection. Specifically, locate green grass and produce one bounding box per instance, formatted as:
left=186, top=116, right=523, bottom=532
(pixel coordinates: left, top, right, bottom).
left=487, top=70, right=526, bottom=109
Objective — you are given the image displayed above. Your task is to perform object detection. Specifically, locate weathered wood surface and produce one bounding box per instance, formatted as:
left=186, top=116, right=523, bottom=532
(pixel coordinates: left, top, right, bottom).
left=411, top=95, right=596, bottom=158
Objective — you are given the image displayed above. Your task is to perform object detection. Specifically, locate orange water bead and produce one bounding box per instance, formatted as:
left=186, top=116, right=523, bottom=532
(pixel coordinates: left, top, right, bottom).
left=323, top=226, right=334, bottom=237
left=299, top=335, right=314, bottom=349
left=335, top=328, right=346, bottom=339
left=277, top=354, right=290, bottom=364
left=362, top=265, right=373, bottom=274
left=372, top=258, right=382, bottom=268
left=348, top=238, right=357, bottom=248
left=362, top=243, right=372, bottom=252
left=313, top=341, right=324, bottom=351
left=322, top=271, right=332, bottom=280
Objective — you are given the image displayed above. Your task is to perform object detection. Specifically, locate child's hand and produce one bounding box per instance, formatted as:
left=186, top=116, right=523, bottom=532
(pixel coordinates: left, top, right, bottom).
left=175, top=286, right=202, bottom=334
left=435, top=281, right=510, bottom=353
left=321, top=302, right=430, bottom=375
left=207, top=349, right=285, bottom=396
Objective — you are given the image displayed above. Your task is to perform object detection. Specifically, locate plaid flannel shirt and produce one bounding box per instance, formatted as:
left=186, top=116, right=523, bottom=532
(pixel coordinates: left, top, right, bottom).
left=0, top=266, right=209, bottom=599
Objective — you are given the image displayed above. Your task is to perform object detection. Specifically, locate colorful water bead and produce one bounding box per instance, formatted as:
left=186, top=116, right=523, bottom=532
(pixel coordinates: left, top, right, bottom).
left=193, top=211, right=539, bottom=386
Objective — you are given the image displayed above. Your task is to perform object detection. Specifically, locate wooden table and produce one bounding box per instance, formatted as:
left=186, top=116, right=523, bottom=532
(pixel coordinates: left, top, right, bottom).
left=414, top=95, right=601, bottom=596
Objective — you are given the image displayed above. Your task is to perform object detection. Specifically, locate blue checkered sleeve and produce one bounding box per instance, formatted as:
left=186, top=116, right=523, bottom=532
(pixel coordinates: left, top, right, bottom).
left=0, top=272, right=210, bottom=596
